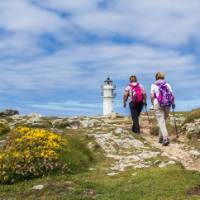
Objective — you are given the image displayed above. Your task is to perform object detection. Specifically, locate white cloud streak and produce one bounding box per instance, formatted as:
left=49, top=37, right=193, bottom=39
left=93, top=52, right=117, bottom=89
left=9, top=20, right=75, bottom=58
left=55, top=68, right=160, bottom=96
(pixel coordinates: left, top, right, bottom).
left=0, top=0, right=199, bottom=113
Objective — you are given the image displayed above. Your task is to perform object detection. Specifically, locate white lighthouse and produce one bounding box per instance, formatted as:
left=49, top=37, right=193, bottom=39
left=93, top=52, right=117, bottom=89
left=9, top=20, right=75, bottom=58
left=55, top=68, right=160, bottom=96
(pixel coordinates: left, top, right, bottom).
left=101, top=77, right=116, bottom=115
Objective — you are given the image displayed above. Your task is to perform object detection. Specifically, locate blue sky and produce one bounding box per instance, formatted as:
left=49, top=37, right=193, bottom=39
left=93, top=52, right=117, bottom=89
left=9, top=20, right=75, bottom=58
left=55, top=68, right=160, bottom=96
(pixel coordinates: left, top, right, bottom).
left=0, top=0, right=199, bottom=116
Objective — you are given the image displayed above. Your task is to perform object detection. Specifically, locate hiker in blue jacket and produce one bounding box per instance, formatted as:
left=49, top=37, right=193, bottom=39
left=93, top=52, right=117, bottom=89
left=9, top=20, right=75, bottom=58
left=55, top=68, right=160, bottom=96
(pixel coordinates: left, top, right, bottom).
left=123, top=75, right=147, bottom=134
left=151, top=72, right=175, bottom=146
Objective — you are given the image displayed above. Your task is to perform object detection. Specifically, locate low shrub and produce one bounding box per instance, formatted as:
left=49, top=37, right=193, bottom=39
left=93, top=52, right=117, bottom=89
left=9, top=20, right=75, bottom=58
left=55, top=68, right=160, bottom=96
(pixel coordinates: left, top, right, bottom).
left=183, top=108, right=200, bottom=124
left=0, top=127, right=95, bottom=184
left=0, top=122, right=10, bottom=136
left=0, top=127, right=66, bottom=183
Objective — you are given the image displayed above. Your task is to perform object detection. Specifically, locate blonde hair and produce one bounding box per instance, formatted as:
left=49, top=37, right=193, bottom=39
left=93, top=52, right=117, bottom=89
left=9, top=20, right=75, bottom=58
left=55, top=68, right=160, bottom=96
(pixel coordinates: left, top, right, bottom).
left=129, top=75, right=137, bottom=82
left=155, top=72, right=165, bottom=80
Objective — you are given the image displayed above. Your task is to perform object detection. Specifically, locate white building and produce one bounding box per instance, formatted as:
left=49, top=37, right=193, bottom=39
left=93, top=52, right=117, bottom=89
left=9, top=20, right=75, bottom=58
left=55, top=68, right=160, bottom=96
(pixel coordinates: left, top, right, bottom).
left=101, top=77, right=116, bottom=115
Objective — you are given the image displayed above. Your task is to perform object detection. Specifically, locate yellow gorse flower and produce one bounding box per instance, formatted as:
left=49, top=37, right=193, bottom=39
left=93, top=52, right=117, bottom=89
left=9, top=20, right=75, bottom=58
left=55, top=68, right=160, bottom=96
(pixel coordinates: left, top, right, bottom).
left=0, top=126, right=67, bottom=183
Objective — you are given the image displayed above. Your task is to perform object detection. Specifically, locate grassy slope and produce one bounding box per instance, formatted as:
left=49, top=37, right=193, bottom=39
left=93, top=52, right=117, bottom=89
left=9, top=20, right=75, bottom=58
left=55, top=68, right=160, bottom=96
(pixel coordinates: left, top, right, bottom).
left=0, top=164, right=200, bottom=200
left=0, top=121, right=200, bottom=199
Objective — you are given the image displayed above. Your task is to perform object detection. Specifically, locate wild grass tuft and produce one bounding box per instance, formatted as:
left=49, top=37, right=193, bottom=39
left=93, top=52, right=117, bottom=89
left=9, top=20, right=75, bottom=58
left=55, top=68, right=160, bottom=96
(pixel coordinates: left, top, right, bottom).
left=183, top=108, right=200, bottom=124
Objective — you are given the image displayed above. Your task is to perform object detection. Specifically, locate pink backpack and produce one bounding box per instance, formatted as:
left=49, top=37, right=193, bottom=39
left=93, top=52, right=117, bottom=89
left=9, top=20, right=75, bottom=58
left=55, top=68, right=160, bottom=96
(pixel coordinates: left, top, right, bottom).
left=129, top=83, right=143, bottom=103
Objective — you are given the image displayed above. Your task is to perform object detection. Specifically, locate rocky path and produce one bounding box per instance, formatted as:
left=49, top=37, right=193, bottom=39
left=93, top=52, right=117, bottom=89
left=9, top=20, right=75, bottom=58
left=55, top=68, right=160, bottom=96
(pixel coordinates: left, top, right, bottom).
left=143, top=134, right=200, bottom=171
left=140, top=116, right=200, bottom=172
left=87, top=114, right=200, bottom=174
left=90, top=130, right=162, bottom=175
left=87, top=116, right=177, bottom=175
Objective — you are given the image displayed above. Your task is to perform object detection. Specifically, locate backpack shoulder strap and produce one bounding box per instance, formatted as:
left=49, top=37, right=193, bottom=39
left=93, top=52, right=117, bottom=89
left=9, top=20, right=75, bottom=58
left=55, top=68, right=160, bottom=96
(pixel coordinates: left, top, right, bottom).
left=129, top=83, right=139, bottom=88
left=128, top=84, right=134, bottom=89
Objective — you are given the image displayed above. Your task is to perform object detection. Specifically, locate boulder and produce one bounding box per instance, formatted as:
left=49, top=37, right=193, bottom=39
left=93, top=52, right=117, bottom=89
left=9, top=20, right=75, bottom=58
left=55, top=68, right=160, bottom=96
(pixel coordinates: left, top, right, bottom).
left=107, top=172, right=118, bottom=176
left=68, top=120, right=81, bottom=128
left=80, top=119, right=99, bottom=128
left=26, top=113, right=42, bottom=123
left=158, top=161, right=176, bottom=168
left=32, top=185, right=44, bottom=190
left=183, top=119, right=200, bottom=138
left=52, top=119, right=70, bottom=129
left=190, top=150, right=200, bottom=157
left=25, top=114, right=51, bottom=128
left=115, top=127, right=123, bottom=134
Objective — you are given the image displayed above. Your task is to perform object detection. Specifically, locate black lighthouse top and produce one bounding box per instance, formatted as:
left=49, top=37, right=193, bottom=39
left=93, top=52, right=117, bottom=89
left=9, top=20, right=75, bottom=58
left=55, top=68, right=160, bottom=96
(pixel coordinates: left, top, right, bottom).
left=104, top=77, right=113, bottom=85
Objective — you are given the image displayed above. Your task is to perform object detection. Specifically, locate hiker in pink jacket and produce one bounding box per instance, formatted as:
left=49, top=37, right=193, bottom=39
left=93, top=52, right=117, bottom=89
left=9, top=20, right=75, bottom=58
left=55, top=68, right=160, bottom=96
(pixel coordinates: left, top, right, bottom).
left=151, top=72, right=175, bottom=146
left=124, top=75, right=147, bottom=134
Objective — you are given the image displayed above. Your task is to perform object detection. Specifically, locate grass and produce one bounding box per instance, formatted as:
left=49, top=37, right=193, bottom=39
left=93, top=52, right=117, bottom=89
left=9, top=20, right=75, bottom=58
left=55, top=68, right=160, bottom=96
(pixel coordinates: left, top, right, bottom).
left=0, top=165, right=200, bottom=200
left=60, top=135, right=95, bottom=173
left=183, top=108, right=200, bottom=124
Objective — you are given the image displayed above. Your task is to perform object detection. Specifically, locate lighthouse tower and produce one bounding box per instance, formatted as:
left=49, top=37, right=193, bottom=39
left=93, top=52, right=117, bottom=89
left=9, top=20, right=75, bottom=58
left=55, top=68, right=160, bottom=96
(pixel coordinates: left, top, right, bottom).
left=101, top=77, right=116, bottom=115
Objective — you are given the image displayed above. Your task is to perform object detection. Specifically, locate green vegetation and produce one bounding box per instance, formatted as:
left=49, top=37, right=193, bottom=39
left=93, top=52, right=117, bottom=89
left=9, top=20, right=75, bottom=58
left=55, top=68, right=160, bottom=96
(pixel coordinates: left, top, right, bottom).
left=0, top=127, right=95, bottom=184
left=0, top=115, right=200, bottom=199
left=0, top=122, right=10, bottom=136
left=60, top=135, right=95, bottom=173
left=183, top=108, right=200, bottom=124
left=0, top=127, right=66, bottom=183
left=0, top=165, right=200, bottom=200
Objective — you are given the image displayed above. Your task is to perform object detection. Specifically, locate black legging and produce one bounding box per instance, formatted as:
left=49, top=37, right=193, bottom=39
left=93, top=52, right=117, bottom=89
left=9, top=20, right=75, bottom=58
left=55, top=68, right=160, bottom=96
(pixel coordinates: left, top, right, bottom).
left=129, top=102, right=144, bottom=133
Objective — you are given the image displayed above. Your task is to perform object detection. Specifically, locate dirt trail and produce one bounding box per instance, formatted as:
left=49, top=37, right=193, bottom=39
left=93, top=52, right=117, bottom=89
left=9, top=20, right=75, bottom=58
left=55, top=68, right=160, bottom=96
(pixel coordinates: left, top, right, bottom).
left=140, top=115, right=200, bottom=171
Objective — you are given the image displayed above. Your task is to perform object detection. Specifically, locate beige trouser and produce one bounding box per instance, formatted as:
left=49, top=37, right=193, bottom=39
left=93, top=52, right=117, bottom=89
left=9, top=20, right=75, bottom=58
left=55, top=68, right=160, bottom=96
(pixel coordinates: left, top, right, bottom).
left=154, top=104, right=170, bottom=140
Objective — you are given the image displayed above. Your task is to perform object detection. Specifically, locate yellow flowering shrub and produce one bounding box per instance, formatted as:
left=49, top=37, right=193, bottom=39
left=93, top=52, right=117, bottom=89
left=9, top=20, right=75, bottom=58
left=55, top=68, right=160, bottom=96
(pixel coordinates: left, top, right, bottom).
left=0, top=127, right=66, bottom=183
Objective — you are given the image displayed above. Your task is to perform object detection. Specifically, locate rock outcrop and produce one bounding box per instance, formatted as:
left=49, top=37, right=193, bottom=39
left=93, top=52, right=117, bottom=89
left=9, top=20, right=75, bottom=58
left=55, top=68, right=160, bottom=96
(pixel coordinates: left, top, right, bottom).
left=0, top=110, right=199, bottom=173
left=183, top=119, right=200, bottom=138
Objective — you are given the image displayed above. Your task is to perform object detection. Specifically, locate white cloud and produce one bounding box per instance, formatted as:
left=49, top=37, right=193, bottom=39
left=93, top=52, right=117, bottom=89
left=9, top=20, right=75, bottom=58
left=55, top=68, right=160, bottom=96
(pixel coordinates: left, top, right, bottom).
left=28, top=0, right=200, bottom=47
left=40, top=0, right=96, bottom=13
left=0, top=0, right=199, bottom=114
left=0, top=1, right=64, bottom=34
left=57, top=0, right=200, bottom=47
left=0, top=42, right=198, bottom=92
left=2, top=0, right=200, bottom=48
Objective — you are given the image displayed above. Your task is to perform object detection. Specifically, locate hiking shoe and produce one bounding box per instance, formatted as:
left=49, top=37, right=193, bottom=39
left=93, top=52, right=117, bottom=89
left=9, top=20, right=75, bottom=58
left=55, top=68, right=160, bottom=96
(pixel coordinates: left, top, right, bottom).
left=159, top=137, right=163, bottom=144
left=162, top=138, right=170, bottom=146
left=131, top=128, right=140, bottom=134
